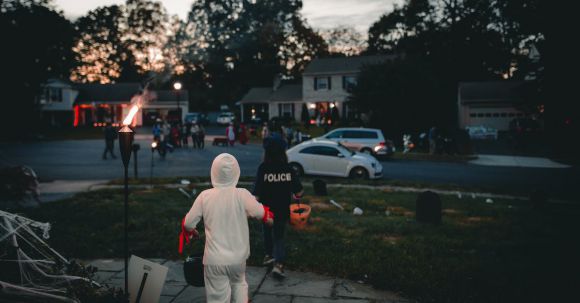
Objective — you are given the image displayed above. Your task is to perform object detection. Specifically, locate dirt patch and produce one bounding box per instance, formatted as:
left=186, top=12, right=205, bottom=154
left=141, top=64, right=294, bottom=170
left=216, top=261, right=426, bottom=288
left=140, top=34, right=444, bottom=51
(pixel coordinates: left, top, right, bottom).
left=386, top=206, right=410, bottom=216
left=443, top=208, right=462, bottom=215
left=310, top=202, right=332, bottom=210
left=458, top=216, right=494, bottom=226
left=381, top=235, right=402, bottom=244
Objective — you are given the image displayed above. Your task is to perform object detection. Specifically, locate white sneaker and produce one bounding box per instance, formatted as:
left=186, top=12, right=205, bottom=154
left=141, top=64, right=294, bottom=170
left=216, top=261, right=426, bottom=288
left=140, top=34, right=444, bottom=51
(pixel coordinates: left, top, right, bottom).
left=272, top=264, right=286, bottom=278
left=263, top=255, right=275, bottom=266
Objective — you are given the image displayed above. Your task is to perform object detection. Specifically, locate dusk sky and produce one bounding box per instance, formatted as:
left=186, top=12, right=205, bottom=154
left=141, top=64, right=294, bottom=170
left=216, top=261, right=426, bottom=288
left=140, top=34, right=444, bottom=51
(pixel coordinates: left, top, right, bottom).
left=52, top=0, right=401, bottom=33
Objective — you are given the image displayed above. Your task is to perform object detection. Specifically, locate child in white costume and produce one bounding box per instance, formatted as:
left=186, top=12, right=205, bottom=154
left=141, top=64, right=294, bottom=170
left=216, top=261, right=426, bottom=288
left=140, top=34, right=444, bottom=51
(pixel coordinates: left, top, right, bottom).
left=183, top=153, right=273, bottom=303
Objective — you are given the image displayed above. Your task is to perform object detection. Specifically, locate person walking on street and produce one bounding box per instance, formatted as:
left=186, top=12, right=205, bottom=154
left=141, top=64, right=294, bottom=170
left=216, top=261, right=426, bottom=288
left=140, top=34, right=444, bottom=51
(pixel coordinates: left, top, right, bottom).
left=102, top=122, right=117, bottom=159
left=428, top=126, right=437, bottom=155
left=253, top=142, right=303, bottom=278
left=190, top=122, right=200, bottom=149
left=182, top=123, right=189, bottom=147
left=239, top=123, right=248, bottom=145
left=197, top=123, right=206, bottom=149
left=261, top=122, right=269, bottom=143
left=226, top=122, right=236, bottom=146
left=285, top=125, right=293, bottom=146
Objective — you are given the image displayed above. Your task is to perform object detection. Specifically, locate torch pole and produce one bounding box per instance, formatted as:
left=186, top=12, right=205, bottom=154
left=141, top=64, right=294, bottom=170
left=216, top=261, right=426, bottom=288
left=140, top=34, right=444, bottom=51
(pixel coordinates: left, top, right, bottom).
left=123, top=164, right=129, bottom=296
left=118, top=125, right=135, bottom=299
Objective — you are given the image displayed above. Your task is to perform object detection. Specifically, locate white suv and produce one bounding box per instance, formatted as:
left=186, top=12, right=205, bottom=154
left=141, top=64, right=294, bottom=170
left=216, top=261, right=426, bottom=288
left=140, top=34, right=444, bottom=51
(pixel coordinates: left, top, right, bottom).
left=317, top=127, right=394, bottom=158
left=216, top=112, right=235, bottom=125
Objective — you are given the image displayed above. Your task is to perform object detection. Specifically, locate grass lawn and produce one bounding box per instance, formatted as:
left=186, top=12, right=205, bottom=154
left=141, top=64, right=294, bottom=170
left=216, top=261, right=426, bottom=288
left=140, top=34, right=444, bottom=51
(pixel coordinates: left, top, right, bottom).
left=18, top=185, right=580, bottom=302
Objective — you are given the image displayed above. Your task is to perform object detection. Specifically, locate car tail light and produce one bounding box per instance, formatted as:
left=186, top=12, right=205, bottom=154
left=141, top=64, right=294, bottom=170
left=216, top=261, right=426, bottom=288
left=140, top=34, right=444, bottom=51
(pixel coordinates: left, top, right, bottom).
left=378, top=141, right=385, bottom=146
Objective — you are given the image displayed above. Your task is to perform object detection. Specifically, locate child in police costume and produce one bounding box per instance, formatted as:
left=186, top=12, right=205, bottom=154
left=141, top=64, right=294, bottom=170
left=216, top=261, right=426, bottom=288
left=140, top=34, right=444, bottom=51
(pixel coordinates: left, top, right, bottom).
left=253, top=142, right=303, bottom=277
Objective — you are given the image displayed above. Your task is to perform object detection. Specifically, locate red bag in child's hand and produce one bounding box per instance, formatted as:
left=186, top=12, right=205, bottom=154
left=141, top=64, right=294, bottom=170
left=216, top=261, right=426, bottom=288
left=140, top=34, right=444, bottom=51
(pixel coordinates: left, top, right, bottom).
left=262, top=205, right=274, bottom=226
left=179, top=217, right=198, bottom=254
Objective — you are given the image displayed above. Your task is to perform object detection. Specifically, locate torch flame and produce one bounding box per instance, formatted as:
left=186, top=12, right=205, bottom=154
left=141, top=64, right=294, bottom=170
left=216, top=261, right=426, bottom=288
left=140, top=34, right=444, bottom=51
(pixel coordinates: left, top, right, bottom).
left=123, top=104, right=140, bottom=126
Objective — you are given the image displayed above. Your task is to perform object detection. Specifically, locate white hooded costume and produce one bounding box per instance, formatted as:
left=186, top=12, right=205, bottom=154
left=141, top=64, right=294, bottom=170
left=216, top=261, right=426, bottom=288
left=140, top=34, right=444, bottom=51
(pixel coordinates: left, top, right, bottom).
left=184, top=153, right=265, bottom=302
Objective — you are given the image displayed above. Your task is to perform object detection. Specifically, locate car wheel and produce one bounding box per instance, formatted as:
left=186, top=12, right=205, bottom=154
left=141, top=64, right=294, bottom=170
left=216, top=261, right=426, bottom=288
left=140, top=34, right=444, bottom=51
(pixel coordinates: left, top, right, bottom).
left=289, top=162, right=304, bottom=177
left=349, top=167, right=369, bottom=180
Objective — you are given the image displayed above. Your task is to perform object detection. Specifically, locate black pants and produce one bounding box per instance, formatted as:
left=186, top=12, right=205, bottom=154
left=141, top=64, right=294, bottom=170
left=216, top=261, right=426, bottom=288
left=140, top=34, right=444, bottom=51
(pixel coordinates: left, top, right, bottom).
left=103, top=140, right=116, bottom=159
left=197, top=134, right=205, bottom=149
left=263, top=215, right=287, bottom=264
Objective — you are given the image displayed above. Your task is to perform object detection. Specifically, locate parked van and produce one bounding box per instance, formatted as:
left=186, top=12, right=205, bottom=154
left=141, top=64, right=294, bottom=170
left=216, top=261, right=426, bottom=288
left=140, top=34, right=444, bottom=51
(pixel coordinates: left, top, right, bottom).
left=317, top=127, right=394, bottom=159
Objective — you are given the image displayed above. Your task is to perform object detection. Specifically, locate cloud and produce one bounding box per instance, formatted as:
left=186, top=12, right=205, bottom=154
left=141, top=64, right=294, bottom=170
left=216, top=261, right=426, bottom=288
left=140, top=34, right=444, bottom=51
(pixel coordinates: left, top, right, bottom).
left=302, top=0, right=402, bottom=33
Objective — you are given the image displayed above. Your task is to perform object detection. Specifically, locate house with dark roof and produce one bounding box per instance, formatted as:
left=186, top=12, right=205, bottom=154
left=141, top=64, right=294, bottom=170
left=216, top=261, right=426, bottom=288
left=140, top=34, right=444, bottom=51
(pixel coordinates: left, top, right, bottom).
left=238, top=55, right=397, bottom=124
left=457, top=81, right=532, bottom=131
left=38, top=79, right=188, bottom=127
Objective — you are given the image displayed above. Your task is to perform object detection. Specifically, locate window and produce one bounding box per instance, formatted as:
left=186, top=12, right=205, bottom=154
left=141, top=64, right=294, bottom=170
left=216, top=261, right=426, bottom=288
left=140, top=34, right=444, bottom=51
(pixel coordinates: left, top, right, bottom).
left=299, top=146, right=340, bottom=157
left=342, top=76, right=357, bottom=92
left=501, top=113, right=507, bottom=117
left=281, top=103, right=293, bottom=117
left=344, top=130, right=378, bottom=139
left=325, top=130, right=344, bottom=139
left=477, top=113, right=484, bottom=117
left=485, top=113, right=492, bottom=117
left=314, top=77, right=331, bottom=90
left=45, top=87, right=62, bottom=103
left=493, top=113, right=499, bottom=117
left=469, top=113, right=476, bottom=117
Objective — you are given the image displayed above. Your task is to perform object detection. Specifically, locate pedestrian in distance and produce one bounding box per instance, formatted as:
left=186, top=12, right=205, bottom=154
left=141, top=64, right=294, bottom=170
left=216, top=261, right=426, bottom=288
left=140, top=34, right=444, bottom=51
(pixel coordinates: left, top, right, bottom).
left=102, top=122, right=117, bottom=160
left=197, top=123, right=206, bottom=149
left=239, top=123, right=248, bottom=145
left=182, top=123, right=189, bottom=147
left=428, top=126, right=438, bottom=155
left=261, top=122, right=270, bottom=143
left=190, top=122, right=200, bottom=149
left=226, top=122, right=236, bottom=146
left=181, top=153, right=274, bottom=303
left=253, top=142, right=303, bottom=278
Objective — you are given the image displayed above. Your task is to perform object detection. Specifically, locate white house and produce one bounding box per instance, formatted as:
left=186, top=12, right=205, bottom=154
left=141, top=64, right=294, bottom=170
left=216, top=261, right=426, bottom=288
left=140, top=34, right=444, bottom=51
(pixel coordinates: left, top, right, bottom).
left=457, top=81, right=531, bottom=131
left=238, top=55, right=396, bottom=123
left=38, top=80, right=189, bottom=127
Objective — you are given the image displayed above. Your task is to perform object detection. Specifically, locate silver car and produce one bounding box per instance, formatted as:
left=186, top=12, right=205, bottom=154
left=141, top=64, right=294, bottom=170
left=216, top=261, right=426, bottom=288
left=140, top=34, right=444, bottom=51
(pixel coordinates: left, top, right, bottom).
left=317, top=127, right=394, bottom=158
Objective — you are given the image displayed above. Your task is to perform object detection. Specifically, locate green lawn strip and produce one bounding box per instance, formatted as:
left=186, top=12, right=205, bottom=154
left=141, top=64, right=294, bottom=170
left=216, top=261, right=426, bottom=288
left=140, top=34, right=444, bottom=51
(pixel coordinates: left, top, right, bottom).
left=18, top=186, right=580, bottom=302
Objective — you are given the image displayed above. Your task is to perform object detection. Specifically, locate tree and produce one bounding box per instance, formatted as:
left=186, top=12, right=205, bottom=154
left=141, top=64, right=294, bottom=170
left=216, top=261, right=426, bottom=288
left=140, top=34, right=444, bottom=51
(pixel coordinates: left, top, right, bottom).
left=0, top=0, right=75, bottom=136
left=320, top=26, right=366, bottom=56
left=70, top=5, right=127, bottom=83
left=184, top=0, right=327, bottom=107
left=350, top=57, right=448, bottom=138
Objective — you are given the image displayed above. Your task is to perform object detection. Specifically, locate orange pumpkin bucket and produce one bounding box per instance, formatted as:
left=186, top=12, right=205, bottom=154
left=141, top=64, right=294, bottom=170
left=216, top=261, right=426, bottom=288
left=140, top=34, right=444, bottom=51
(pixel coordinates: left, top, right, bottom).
left=289, top=203, right=311, bottom=229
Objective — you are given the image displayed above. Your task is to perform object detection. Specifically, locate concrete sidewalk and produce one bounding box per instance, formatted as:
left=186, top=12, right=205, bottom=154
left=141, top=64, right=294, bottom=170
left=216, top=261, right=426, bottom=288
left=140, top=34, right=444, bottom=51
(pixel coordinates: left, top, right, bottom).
left=83, top=259, right=409, bottom=303
left=469, top=154, right=571, bottom=168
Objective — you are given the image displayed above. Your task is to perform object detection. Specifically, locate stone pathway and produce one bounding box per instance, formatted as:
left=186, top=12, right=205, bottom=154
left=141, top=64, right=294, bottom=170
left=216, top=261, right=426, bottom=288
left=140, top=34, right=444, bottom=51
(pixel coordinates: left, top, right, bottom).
left=83, top=259, right=409, bottom=303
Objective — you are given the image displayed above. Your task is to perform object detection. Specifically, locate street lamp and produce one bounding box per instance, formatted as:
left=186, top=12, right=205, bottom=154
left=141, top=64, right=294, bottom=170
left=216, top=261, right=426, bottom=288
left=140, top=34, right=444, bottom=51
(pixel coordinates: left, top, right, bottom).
left=173, top=82, right=182, bottom=122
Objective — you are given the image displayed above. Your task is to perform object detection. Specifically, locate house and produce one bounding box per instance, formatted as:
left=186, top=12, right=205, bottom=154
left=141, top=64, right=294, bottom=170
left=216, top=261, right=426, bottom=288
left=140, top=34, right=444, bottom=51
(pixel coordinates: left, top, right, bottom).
left=38, top=80, right=189, bottom=127
left=457, top=81, right=533, bottom=131
left=238, top=55, right=396, bottom=124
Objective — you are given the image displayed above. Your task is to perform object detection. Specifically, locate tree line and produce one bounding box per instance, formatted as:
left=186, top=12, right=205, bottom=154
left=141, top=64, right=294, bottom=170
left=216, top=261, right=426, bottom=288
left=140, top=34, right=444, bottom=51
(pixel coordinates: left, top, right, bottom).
left=1, top=0, right=549, bottom=140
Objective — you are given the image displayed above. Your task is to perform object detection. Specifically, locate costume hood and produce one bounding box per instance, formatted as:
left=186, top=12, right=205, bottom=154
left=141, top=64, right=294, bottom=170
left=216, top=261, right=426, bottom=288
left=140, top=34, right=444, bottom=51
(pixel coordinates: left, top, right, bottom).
left=210, top=153, right=240, bottom=188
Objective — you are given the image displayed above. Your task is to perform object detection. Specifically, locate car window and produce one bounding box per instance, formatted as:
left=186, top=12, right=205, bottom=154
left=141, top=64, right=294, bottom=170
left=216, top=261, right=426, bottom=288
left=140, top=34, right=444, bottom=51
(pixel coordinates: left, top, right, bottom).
left=344, top=130, right=378, bottom=139
left=325, top=130, right=343, bottom=139
left=299, top=146, right=341, bottom=157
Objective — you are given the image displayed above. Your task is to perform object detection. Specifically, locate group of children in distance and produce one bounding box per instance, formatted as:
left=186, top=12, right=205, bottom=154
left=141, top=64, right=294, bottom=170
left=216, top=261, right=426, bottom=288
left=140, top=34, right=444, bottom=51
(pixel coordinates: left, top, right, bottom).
left=181, top=135, right=303, bottom=302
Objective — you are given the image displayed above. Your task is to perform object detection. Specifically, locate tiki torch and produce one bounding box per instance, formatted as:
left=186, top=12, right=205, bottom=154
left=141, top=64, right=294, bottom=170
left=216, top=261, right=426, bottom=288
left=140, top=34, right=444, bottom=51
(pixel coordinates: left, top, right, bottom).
left=119, top=102, right=139, bottom=297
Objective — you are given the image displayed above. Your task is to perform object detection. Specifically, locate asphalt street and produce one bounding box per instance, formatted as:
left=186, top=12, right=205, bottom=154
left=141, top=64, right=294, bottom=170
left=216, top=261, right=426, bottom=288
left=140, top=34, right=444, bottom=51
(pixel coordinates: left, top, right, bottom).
left=1, top=129, right=578, bottom=201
